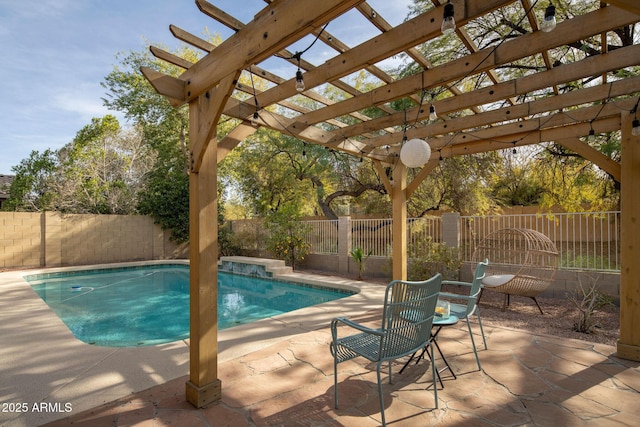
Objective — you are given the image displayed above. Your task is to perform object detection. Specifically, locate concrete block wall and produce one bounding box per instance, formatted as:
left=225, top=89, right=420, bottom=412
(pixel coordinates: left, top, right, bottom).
left=0, top=212, right=187, bottom=270
left=0, top=212, right=42, bottom=269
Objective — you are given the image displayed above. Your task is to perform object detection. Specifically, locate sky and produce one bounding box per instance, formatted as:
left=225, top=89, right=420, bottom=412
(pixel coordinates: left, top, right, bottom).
left=0, top=0, right=411, bottom=175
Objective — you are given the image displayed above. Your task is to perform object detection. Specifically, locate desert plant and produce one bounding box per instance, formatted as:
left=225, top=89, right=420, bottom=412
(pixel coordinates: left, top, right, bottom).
left=350, top=247, right=372, bottom=280
left=568, top=274, right=614, bottom=334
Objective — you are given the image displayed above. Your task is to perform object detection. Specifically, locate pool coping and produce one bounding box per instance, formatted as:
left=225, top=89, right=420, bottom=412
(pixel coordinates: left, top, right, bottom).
left=0, top=260, right=385, bottom=427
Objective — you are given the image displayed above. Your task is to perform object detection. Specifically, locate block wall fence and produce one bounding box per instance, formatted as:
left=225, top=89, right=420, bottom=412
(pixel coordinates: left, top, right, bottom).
left=1, top=211, right=619, bottom=301
left=0, top=212, right=187, bottom=270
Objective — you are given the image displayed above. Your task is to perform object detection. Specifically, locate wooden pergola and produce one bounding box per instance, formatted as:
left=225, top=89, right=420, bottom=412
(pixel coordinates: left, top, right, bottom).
left=142, top=0, right=640, bottom=407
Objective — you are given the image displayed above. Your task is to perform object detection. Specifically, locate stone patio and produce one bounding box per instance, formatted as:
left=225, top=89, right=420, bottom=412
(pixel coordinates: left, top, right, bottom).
left=42, top=315, right=640, bottom=427
left=2, top=264, right=638, bottom=427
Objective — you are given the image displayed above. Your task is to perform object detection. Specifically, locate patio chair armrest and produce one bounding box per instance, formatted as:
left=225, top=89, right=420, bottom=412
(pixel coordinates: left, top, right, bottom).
left=440, top=288, right=482, bottom=299
left=331, top=317, right=384, bottom=337
left=441, top=280, right=473, bottom=287
left=439, top=291, right=473, bottom=301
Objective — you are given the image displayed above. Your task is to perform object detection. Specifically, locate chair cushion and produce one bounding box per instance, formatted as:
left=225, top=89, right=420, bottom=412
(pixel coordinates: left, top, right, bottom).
left=448, top=302, right=467, bottom=318
left=482, top=274, right=515, bottom=288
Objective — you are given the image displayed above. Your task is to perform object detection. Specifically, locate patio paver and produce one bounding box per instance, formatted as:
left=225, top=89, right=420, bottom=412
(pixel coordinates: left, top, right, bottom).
left=41, top=316, right=640, bottom=427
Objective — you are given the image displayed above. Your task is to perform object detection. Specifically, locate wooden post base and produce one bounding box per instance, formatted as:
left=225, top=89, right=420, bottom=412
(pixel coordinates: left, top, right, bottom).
left=186, top=379, right=222, bottom=408
left=616, top=341, right=640, bottom=362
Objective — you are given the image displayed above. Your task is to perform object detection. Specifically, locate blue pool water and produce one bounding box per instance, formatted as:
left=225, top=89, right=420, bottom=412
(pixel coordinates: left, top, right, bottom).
left=26, top=265, right=352, bottom=347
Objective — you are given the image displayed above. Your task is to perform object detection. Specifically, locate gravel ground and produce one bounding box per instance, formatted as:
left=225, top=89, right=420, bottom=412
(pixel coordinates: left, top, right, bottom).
left=303, top=269, right=620, bottom=347
left=466, top=286, right=619, bottom=346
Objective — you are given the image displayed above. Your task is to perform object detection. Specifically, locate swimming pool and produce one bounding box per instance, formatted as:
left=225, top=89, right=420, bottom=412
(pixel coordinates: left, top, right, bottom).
left=26, top=264, right=353, bottom=347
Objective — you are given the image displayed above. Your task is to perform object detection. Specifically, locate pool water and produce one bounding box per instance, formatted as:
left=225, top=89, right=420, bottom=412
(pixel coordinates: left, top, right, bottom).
left=27, top=265, right=352, bottom=347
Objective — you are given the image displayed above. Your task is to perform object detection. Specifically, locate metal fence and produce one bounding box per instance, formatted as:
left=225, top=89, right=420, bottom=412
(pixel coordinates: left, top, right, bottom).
left=302, top=220, right=339, bottom=254
left=460, top=211, right=621, bottom=271
left=301, top=217, right=443, bottom=258
left=299, top=211, right=621, bottom=272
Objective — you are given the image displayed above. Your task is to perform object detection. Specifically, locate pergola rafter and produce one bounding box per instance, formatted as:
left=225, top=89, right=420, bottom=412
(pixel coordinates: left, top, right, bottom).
left=140, top=0, right=640, bottom=407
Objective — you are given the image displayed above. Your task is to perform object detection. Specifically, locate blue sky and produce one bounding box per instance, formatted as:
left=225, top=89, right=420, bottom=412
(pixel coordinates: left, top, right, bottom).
left=0, top=0, right=411, bottom=174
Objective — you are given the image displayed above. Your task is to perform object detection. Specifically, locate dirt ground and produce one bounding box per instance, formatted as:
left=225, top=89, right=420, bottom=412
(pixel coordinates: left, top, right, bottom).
left=464, top=286, right=620, bottom=346
left=303, top=269, right=620, bottom=347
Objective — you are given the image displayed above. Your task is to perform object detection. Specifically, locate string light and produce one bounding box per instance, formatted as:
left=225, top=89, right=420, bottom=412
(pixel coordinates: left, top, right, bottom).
left=541, top=2, right=557, bottom=33
left=632, top=98, right=640, bottom=136
left=441, top=1, right=456, bottom=35
left=293, top=52, right=305, bottom=92
left=249, top=67, right=260, bottom=127
left=429, top=104, right=438, bottom=121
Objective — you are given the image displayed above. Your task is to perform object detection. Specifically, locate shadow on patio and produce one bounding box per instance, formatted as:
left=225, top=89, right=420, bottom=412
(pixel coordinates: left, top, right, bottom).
left=43, top=312, right=640, bottom=427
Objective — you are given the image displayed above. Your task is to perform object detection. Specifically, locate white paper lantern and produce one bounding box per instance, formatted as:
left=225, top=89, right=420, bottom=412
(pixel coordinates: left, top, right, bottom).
left=400, top=138, right=431, bottom=168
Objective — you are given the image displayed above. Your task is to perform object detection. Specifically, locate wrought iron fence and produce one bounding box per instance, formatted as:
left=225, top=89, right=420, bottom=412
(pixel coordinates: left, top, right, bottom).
left=301, top=217, right=443, bottom=258
left=302, top=220, right=339, bottom=254
left=460, top=212, right=621, bottom=271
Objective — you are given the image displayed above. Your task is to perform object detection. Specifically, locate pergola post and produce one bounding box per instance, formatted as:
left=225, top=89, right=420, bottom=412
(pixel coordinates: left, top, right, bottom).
left=391, top=163, right=408, bottom=281
left=185, top=97, right=221, bottom=407
left=617, top=111, right=640, bottom=362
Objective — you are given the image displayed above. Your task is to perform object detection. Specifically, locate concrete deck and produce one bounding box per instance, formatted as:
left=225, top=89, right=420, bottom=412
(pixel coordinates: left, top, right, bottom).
left=2, top=265, right=639, bottom=426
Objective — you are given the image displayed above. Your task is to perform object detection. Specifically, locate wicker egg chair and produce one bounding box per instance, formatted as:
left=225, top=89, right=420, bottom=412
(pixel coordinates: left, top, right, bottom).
left=471, top=228, right=559, bottom=314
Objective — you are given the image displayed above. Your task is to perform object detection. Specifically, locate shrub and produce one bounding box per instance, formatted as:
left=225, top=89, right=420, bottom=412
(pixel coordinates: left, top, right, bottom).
left=568, top=274, right=615, bottom=334
left=264, top=206, right=311, bottom=269
left=386, top=237, right=461, bottom=280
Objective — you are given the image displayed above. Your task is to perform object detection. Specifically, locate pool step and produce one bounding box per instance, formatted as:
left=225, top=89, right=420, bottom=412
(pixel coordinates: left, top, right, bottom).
left=219, top=256, right=293, bottom=278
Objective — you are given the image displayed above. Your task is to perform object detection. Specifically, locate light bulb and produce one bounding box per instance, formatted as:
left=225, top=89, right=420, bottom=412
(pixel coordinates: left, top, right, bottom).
left=251, top=111, right=259, bottom=127
left=429, top=105, right=438, bottom=121
left=295, top=69, right=305, bottom=92
left=541, top=3, right=556, bottom=33
left=632, top=119, right=640, bottom=137
left=441, top=3, right=456, bottom=35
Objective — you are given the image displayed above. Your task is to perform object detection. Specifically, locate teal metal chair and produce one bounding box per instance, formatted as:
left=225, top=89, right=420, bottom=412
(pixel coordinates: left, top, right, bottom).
left=330, top=273, right=442, bottom=426
left=438, top=259, right=489, bottom=371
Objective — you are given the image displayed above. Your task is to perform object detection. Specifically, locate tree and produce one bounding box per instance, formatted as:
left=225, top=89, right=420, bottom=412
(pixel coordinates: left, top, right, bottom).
left=3, top=150, right=57, bottom=211
left=54, top=116, right=156, bottom=214
left=101, top=47, right=194, bottom=239
left=264, top=203, right=311, bottom=269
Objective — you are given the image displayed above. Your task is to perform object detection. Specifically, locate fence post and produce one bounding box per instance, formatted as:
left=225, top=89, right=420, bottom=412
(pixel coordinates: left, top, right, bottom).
left=338, top=216, right=351, bottom=275
left=442, top=212, right=460, bottom=249
left=44, top=212, right=62, bottom=267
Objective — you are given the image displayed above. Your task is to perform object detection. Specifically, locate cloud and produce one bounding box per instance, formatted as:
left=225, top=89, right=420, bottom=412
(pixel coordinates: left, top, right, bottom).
left=52, top=82, right=111, bottom=117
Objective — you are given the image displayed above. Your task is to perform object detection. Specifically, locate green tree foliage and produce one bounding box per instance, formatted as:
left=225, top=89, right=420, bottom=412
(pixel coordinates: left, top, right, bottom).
left=222, top=129, right=387, bottom=219
left=54, top=116, right=155, bottom=214
left=3, top=149, right=58, bottom=211
left=5, top=115, right=155, bottom=215
left=264, top=203, right=311, bottom=269
left=137, top=165, right=189, bottom=242
left=101, top=47, right=194, bottom=240
left=490, top=151, right=546, bottom=207
left=408, top=154, right=499, bottom=217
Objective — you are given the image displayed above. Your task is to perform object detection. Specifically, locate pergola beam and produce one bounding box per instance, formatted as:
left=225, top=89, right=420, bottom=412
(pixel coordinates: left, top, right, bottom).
left=179, top=0, right=365, bottom=105
left=340, top=43, right=640, bottom=148
left=298, top=5, right=636, bottom=128
left=607, top=0, right=640, bottom=15
left=438, top=116, right=621, bottom=158
left=556, top=137, right=621, bottom=182
left=191, top=0, right=396, bottom=126
left=248, top=0, right=514, bottom=116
